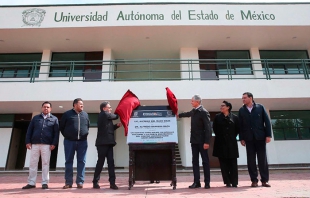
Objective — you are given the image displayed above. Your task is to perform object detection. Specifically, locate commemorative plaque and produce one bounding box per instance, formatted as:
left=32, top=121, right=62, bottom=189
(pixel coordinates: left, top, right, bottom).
left=127, top=106, right=177, bottom=190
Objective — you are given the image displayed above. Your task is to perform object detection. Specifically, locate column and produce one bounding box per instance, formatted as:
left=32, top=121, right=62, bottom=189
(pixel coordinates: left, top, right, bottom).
left=24, top=112, right=41, bottom=169
left=102, top=48, right=113, bottom=81
left=177, top=118, right=192, bottom=168
left=180, top=48, right=200, bottom=80
left=264, top=108, right=279, bottom=164
left=38, top=50, right=52, bottom=81
left=250, top=48, right=265, bottom=79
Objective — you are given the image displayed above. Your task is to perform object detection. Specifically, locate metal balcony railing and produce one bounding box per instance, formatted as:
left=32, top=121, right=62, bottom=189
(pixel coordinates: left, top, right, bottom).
left=0, top=59, right=309, bottom=83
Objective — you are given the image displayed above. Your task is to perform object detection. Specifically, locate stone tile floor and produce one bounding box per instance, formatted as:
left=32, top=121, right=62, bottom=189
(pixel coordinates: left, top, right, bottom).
left=0, top=170, right=309, bottom=198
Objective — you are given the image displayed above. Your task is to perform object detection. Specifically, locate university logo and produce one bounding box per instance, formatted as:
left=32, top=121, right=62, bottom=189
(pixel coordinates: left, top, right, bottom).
left=22, top=8, right=46, bottom=27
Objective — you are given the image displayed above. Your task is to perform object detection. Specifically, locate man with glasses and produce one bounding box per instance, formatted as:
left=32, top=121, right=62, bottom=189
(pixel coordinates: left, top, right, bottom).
left=239, top=92, right=272, bottom=188
left=92, top=101, right=121, bottom=190
left=178, top=94, right=212, bottom=189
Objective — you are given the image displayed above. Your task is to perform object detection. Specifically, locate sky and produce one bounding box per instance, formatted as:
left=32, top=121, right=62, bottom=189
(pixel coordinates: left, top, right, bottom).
left=1, top=0, right=310, bottom=6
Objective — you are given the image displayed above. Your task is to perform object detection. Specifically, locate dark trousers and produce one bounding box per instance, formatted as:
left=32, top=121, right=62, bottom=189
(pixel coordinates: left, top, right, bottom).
left=218, top=158, right=238, bottom=186
left=245, top=140, right=269, bottom=183
left=191, top=143, right=210, bottom=184
left=92, top=145, right=116, bottom=185
left=64, top=139, right=88, bottom=185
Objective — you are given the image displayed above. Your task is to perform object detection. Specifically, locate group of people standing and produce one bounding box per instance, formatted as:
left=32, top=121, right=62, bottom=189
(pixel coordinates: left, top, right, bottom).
left=178, top=92, right=272, bottom=189
left=22, top=91, right=272, bottom=190
left=22, top=98, right=121, bottom=190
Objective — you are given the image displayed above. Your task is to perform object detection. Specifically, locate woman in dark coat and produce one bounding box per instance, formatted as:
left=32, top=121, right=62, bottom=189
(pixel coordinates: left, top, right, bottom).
left=212, top=100, right=239, bottom=187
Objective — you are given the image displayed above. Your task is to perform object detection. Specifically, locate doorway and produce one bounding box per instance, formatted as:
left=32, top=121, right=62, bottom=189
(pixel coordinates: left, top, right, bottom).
left=6, top=114, right=60, bottom=170
left=6, top=120, right=30, bottom=170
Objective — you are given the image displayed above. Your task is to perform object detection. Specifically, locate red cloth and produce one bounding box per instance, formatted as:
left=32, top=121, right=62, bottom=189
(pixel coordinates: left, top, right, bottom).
left=114, top=90, right=140, bottom=136
left=166, top=87, right=178, bottom=115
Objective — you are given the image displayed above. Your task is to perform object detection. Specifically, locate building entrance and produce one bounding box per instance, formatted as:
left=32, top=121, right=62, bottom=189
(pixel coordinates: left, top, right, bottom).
left=6, top=114, right=59, bottom=170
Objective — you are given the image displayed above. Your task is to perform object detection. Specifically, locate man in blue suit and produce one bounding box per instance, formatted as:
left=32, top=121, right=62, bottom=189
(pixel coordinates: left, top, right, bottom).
left=238, top=92, right=272, bottom=188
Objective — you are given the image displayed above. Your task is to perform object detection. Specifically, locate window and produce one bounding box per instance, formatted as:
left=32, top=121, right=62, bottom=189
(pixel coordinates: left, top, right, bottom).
left=270, top=111, right=310, bottom=140
left=0, top=114, right=14, bottom=127
left=198, top=50, right=252, bottom=79
left=88, top=113, right=99, bottom=127
left=50, top=52, right=103, bottom=79
left=0, top=53, right=42, bottom=78
left=260, top=50, right=309, bottom=75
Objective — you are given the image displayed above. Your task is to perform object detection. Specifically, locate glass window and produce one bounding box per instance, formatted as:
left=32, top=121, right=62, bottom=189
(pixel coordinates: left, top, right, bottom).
left=0, top=53, right=42, bottom=78
left=260, top=50, right=309, bottom=75
left=270, top=111, right=310, bottom=140
left=50, top=53, right=85, bottom=77
left=50, top=52, right=103, bottom=78
left=88, top=113, right=99, bottom=127
left=0, top=114, right=14, bottom=127
left=199, top=50, right=252, bottom=76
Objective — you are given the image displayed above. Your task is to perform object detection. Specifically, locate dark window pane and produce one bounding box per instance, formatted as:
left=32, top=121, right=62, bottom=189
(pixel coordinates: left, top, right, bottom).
left=260, top=50, right=308, bottom=75
left=2, top=69, right=15, bottom=78
left=199, top=50, right=252, bottom=76
left=50, top=67, right=68, bottom=77
left=0, top=114, right=14, bottom=127
left=88, top=113, right=99, bottom=127
left=273, top=128, right=285, bottom=140
left=300, top=128, right=310, bottom=139
left=16, top=69, right=30, bottom=77
left=284, top=128, right=299, bottom=140
left=0, top=53, right=42, bottom=62
left=0, top=53, right=42, bottom=78
left=270, top=110, right=310, bottom=140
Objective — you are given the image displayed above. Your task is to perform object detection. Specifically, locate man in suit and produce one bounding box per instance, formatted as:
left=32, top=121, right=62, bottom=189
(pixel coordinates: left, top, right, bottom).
left=92, top=101, right=121, bottom=190
left=178, top=94, right=212, bottom=189
left=238, top=92, right=272, bottom=187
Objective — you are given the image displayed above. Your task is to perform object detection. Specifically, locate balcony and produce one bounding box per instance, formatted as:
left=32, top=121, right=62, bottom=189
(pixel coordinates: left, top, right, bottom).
left=0, top=59, right=309, bottom=83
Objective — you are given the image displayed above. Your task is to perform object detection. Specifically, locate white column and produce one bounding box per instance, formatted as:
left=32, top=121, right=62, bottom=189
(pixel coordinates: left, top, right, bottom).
left=250, top=48, right=265, bottom=79
left=265, top=108, right=279, bottom=164
left=38, top=50, right=52, bottom=81
left=180, top=48, right=200, bottom=80
left=178, top=118, right=192, bottom=168
left=0, top=128, right=13, bottom=169
left=102, top=48, right=114, bottom=81
left=24, top=112, right=41, bottom=169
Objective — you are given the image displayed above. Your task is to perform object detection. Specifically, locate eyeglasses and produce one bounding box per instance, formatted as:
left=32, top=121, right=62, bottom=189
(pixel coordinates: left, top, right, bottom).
left=105, top=106, right=112, bottom=109
left=220, top=105, right=226, bottom=107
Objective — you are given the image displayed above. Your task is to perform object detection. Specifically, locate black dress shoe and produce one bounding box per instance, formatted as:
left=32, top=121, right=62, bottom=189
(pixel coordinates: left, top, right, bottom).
left=77, top=184, right=83, bottom=189
left=42, top=184, right=48, bottom=189
left=93, top=183, right=100, bottom=189
left=226, top=184, right=232, bottom=187
left=110, top=184, right=119, bottom=190
left=189, top=182, right=201, bottom=188
left=251, top=181, right=258, bottom=187
left=232, top=184, right=238, bottom=188
left=63, top=184, right=72, bottom=189
left=262, top=182, right=271, bottom=187
left=204, top=184, right=210, bottom=189
left=22, top=184, right=36, bottom=189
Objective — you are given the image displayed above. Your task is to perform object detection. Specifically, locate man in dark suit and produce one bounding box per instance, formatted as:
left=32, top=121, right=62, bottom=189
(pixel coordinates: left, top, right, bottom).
left=238, top=92, right=272, bottom=188
left=178, top=94, right=212, bottom=189
left=92, top=101, right=121, bottom=190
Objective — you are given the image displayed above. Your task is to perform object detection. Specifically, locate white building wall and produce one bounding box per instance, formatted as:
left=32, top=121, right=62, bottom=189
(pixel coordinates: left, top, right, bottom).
left=0, top=128, right=12, bottom=169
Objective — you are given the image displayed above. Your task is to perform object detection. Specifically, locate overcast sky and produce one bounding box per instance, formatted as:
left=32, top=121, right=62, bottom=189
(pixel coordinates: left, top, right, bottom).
left=1, top=0, right=310, bottom=6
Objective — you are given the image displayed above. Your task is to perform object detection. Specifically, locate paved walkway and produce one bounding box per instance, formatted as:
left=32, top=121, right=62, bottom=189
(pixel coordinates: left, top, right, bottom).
left=1, top=170, right=309, bottom=198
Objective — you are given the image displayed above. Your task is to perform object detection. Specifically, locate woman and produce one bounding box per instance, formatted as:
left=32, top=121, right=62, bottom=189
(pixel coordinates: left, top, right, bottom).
left=213, top=100, right=239, bottom=187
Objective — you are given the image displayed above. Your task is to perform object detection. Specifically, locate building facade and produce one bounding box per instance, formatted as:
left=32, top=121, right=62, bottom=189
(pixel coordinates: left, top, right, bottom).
left=0, top=2, right=310, bottom=170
